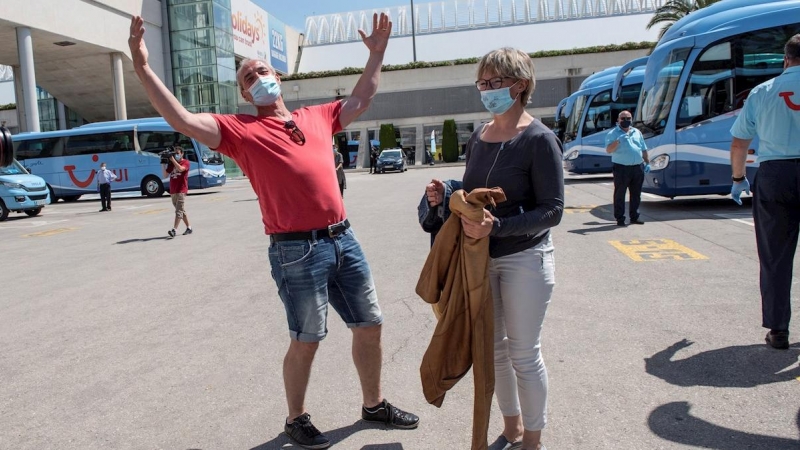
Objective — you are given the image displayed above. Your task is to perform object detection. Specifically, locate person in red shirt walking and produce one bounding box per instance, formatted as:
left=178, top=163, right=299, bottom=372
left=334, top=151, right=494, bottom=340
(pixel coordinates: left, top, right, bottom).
left=163, top=146, right=192, bottom=238
left=129, top=13, right=418, bottom=449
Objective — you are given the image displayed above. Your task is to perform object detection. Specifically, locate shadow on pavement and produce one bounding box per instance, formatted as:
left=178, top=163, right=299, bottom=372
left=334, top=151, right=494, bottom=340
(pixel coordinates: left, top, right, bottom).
left=648, top=401, right=800, bottom=449
left=251, top=421, right=406, bottom=449
left=645, top=339, right=800, bottom=388
left=115, top=236, right=172, bottom=244
left=564, top=175, right=613, bottom=185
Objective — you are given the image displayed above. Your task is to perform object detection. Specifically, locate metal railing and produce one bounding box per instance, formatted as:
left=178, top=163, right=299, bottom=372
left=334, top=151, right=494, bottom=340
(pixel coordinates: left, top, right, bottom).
left=304, top=0, right=665, bottom=45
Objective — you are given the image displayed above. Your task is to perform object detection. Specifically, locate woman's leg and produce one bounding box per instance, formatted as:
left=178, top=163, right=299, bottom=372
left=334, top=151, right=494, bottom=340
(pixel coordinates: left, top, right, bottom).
left=490, top=240, right=556, bottom=449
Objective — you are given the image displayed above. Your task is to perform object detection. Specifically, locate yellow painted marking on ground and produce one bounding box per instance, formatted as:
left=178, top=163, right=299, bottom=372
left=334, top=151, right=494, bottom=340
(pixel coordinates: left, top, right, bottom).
left=22, top=227, right=77, bottom=237
left=564, top=205, right=596, bottom=214
left=204, top=196, right=229, bottom=203
left=609, top=239, right=709, bottom=262
left=136, top=209, right=166, bottom=215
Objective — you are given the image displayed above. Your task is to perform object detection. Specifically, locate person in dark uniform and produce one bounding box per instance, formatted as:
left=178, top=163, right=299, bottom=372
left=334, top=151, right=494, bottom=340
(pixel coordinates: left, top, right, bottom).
left=730, top=34, right=800, bottom=350
left=604, top=110, right=650, bottom=226
left=334, top=147, right=346, bottom=197
left=369, top=146, right=379, bottom=174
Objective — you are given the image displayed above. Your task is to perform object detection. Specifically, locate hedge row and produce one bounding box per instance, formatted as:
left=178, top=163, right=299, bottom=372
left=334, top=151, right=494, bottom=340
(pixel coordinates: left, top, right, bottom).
left=282, top=41, right=655, bottom=81
left=0, top=103, right=15, bottom=111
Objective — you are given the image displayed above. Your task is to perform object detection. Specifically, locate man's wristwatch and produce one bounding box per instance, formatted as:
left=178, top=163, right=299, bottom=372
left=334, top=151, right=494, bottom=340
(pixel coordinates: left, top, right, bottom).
left=732, top=175, right=746, bottom=182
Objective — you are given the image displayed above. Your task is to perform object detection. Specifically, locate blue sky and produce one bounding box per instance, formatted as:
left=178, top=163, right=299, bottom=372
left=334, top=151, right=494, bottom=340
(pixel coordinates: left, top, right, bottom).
left=254, top=0, right=406, bottom=32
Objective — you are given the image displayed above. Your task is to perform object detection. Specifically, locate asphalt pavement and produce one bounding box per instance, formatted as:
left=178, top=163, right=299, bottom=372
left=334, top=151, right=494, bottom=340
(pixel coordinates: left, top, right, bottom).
left=1, top=166, right=798, bottom=449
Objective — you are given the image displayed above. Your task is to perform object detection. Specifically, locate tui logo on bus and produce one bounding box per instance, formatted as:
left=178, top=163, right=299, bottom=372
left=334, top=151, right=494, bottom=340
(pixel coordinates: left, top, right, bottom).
left=64, top=154, right=129, bottom=188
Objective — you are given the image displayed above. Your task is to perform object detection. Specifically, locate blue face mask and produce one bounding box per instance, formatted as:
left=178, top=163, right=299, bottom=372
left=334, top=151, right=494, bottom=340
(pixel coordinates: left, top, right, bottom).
left=480, top=82, right=520, bottom=116
left=248, top=75, right=282, bottom=106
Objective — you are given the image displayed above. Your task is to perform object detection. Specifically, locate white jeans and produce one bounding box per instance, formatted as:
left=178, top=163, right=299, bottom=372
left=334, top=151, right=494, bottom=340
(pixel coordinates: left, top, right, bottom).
left=489, top=237, right=555, bottom=431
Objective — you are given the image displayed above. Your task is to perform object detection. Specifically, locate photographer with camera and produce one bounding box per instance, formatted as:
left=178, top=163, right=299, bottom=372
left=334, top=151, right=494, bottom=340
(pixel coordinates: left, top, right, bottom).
left=162, top=146, right=192, bottom=238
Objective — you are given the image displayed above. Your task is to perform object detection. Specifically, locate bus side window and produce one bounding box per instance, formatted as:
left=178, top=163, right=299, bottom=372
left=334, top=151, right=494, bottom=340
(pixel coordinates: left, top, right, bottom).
left=184, top=149, right=198, bottom=162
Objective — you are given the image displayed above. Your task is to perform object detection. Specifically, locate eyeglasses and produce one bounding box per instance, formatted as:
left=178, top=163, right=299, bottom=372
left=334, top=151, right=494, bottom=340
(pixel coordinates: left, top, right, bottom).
left=475, top=76, right=514, bottom=90
left=284, top=120, right=306, bottom=145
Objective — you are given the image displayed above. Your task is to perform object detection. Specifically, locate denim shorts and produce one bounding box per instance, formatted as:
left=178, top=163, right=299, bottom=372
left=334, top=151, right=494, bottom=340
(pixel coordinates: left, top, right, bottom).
left=268, top=228, right=383, bottom=342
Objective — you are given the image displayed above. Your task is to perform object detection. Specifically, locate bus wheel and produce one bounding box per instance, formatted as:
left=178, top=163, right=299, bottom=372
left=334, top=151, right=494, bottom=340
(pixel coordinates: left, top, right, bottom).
left=0, top=199, right=8, bottom=221
left=142, top=176, right=164, bottom=197
left=47, top=184, right=60, bottom=203
left=25, top=207, right=42, bottom=217
left=62, top=195, right=81, bottom=202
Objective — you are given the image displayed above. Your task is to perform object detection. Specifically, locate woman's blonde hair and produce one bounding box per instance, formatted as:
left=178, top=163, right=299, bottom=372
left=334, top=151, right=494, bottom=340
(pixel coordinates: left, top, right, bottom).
left=476, top=47, right=536, bottom=105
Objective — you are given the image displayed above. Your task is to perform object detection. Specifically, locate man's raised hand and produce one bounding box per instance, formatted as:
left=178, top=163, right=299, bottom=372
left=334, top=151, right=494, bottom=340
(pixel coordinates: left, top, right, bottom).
left=358, top=13, right=392, bottom=53
left=129, top=16, right=149, bottom=69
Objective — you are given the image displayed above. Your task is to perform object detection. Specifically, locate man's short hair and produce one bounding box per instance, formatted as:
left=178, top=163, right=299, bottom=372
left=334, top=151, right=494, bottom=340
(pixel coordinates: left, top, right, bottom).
left=172, top=145, right=184, bottom=154
left=785, top=34, right=800, bottom=60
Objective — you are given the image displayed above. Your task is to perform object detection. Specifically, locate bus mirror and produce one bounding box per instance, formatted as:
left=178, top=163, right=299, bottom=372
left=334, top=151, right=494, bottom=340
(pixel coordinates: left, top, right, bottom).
left=0, top=126, right=13, bottom=167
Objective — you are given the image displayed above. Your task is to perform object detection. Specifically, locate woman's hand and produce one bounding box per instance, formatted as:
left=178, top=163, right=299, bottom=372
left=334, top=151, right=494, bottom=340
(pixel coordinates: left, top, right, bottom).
left=426, top=179, right=445, bottom=206
left=461, top=209, right=495, bottom=239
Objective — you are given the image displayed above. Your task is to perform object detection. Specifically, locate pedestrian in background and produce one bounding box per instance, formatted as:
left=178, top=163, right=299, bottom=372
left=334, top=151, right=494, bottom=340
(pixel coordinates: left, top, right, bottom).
left=370, top=145, right=379, bottom=174
left=163, top=146, right=192, bottom=238
left=97, top=162, right=117, bottom=212
left=605, top=110, right=650, bottom=226
left=730, top=33, right=800, bottom=350
left=334, top=147, right=346, bottom=197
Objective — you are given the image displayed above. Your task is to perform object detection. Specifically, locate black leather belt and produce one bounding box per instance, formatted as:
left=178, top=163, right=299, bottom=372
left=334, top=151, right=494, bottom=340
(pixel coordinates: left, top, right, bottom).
left=270, top=219, right=350, bottom=244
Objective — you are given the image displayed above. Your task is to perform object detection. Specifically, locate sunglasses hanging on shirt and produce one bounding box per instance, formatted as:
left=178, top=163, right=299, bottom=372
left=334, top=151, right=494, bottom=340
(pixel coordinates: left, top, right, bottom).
left=284, top=120, right=306, bottom=145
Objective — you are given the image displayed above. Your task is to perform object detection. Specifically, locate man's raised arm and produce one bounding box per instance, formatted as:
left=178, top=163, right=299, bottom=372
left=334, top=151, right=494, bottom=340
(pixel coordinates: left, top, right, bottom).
left=339, top=13, right=392, bottom=129
left=128, top=16, right=222, bottom=149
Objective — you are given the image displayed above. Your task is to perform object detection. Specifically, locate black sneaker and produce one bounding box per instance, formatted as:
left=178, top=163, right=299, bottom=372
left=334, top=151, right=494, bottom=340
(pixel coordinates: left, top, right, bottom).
left=631, top=218, right=645, bottom=225
left=617, top=220, right=627, bottom=227
left=362, top=399, right=420, bottom=429
left=167, top=229, right=176, bottom=238
left=284, top=413, right=330, bottom=449
left=183, top=228, right=193, bottom=236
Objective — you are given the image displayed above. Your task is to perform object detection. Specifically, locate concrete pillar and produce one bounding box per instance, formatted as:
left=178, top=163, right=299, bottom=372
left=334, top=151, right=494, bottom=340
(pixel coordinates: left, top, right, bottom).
left=111, top=53, right=127, bottom=120
left=357, top=126, right=369, bottom=168
left=12, top=66, right=27, bottom=132
left=414, top=123, right=425, bottom=165
left=16, top=27, right=39, bottom=132
left=57, top=101, right=67, bottom=130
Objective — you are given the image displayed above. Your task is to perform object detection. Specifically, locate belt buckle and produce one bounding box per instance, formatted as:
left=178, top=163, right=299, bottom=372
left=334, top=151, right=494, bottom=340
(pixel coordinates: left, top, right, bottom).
left=328, top=221, right=344, bottom=238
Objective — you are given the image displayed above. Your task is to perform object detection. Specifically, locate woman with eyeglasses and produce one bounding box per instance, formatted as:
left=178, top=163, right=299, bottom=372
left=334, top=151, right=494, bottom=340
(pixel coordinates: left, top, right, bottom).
left=424, top=47, right=564, bottom=450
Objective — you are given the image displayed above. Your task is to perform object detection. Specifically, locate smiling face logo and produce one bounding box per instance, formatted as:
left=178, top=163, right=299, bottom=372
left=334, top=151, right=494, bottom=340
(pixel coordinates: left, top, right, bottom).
left=64, top=154, right=99, bottom=188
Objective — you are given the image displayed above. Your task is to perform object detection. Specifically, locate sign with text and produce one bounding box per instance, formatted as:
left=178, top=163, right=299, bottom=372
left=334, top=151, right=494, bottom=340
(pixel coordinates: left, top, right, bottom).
left=268, top=14, right=289, bottom=74
left=230, top=0, right=269, bottom=61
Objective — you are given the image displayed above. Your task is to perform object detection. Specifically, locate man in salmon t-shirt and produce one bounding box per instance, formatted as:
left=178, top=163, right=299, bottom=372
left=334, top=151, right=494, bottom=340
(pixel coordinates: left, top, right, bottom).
left=129, top=13, right=418, bottom=449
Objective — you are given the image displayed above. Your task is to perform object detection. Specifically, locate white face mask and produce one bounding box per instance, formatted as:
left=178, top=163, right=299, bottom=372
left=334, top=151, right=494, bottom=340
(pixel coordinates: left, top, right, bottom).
left=100, top=166, right=106, bottom=171
left=248, top=75, right=282, bottom=106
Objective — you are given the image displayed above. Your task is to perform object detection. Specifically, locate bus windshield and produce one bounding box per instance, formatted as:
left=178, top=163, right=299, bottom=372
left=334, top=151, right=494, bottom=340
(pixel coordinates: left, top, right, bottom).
left=564, top=94, right=587, bottom=143
left=196, top=142, right=224, bottom=165
left=637, top=48, right=691, bottom=137
left=0, top=159, right=28, bottom=175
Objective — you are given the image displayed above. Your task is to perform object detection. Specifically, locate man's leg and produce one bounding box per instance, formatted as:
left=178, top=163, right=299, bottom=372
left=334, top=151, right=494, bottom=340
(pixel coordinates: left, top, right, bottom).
left=629, top=165, right=645, bottom=221
left=351, top=325, right=382, bottom=407
left=612, top=164, right=626, bottom=223
left=284, top=340, right=320, bottom=420
left=753, top=161, right=800, bottom=332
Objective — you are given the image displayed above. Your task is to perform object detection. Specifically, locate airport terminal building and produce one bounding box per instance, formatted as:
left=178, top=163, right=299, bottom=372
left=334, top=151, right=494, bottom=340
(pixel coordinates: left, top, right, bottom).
left=0, top=0, right=662, bottom=170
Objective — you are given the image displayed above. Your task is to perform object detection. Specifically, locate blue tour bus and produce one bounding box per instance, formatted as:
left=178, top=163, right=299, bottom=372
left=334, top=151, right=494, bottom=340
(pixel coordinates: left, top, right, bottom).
left=561, top=60, right=646, bottom=174
left=633, top=0, right=800, bottom=197
left=12, top=118, right=226, bottom=202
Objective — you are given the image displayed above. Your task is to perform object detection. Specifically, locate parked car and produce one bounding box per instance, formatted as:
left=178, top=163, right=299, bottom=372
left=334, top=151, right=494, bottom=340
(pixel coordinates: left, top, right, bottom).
left=0, top=159, right=51, bottom=221
left=376, top=149, right=407, bottom=173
